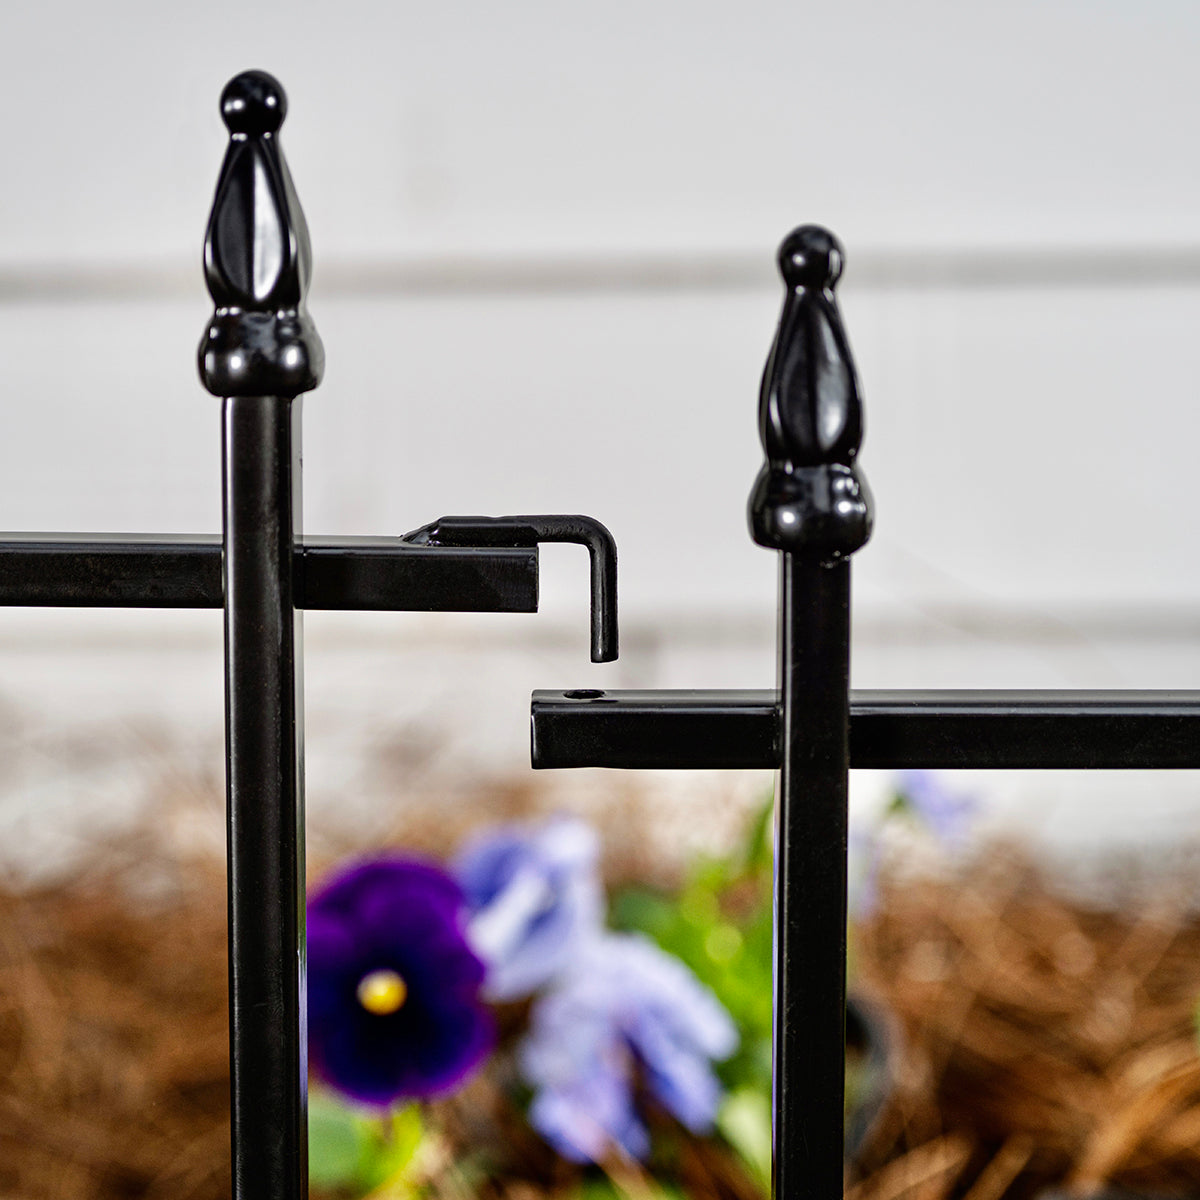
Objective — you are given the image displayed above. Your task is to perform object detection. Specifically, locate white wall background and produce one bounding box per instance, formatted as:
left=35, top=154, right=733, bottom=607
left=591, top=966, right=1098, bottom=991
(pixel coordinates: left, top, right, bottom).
left=2, top=0, right=1200, bottom=856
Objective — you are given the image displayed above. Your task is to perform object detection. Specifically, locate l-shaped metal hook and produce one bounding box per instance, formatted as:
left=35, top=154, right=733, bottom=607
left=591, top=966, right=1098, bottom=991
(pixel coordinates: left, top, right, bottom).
left=404, top=514, right=618, bottom=663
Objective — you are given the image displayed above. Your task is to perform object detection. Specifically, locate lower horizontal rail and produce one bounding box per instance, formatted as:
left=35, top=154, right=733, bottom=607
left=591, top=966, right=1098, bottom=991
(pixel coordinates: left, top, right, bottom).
left=0, top=535, right=537, bottom=612
left=531, top=688, right=1200, bottom=770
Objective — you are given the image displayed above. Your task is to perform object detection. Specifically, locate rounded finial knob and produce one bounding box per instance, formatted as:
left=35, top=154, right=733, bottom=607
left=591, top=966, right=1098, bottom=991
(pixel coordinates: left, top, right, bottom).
left=778, top=225, right=843, bottom=289
left=221, top=70, right=287, bottom=136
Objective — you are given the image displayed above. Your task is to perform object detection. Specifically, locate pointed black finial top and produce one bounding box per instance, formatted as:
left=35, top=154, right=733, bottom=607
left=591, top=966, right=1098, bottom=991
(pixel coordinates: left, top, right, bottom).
left=198, top=70, right=324, bottom=398
left=747, top=225, right=873, bottom=561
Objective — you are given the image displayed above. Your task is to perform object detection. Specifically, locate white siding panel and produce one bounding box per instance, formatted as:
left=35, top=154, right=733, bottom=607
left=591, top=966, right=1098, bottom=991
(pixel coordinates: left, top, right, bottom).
left=0, top=1, right=1197, bottom=265
left=1, top=284, right=1197, bottom=620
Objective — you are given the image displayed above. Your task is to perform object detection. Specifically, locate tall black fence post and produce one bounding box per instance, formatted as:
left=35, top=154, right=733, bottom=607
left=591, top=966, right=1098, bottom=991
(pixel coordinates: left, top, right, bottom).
left=748, top=227, right=873, bottom=1197
left=200, top=71, right=324, bottom=1200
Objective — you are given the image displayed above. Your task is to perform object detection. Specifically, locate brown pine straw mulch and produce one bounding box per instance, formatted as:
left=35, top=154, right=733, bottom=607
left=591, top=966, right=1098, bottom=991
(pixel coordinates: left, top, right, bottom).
left=0, top=828, right=230, bottom=1199
left=851, top=847, right=1200, bottom=1200
left=2, top=810, right=1200, bottom=1199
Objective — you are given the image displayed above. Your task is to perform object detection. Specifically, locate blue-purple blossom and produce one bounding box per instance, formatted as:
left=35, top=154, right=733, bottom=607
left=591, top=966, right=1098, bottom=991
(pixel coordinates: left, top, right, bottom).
left=453, top=816, right=604, bottom=1002
left=518, top=932, right=738, bottom=1163
left=848, top=823, right=883, bottom=919
left=850, top=771, right=978, bottom=917
left=894, top=770, right=977, bottom=847
left=307, top=857, right=494, bottom=1108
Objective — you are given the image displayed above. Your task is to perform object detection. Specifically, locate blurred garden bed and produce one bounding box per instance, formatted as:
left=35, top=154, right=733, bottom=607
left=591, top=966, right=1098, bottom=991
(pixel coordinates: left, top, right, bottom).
left=0, top=775, right=1198, bottom=1200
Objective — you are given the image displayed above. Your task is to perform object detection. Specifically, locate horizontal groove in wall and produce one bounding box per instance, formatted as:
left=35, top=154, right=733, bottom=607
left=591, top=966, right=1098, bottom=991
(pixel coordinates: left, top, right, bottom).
left=0, top=604, right=1197, bottom=650
left=5, top=246, right=1200, bottom=302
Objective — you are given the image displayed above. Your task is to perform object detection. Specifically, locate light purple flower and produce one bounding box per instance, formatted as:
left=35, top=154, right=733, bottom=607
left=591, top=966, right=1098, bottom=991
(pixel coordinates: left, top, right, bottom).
left=848, top=822, right=883, bottom=919
left=519, top=933, right=738, bottom=1164
left=453, top=816, right=604, bottom=1002
left=895, top=770, right=977, bottom=847
left=850, top=772, right=979, bottom=918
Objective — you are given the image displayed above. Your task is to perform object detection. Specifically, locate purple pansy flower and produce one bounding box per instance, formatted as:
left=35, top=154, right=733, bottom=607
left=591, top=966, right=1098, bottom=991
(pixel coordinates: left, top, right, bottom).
left=454, top=816, right=604, bottom=1001
left=307, top=856, right=494, bottom=1108
left=518, top=932, right=738, bottom=1163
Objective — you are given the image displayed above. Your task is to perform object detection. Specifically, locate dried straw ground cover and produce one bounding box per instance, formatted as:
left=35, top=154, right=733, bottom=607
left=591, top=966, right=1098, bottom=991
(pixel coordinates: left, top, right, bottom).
left=1, top=804, right=1199, bottom=1199
left=852, top=847, right=1200, bottom=1200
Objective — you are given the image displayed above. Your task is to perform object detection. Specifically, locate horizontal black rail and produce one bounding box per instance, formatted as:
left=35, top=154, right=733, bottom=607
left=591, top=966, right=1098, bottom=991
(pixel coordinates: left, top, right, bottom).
left=531, top=688, right=1200, bottom=770
left=0, top=535, right=537, bottom=612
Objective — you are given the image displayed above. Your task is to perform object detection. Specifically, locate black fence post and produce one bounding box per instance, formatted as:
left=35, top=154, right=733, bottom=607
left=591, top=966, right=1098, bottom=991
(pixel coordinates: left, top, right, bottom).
left=748, top=226, right=873, bottom=1197
left=200, top=71, right=324, bottom=1200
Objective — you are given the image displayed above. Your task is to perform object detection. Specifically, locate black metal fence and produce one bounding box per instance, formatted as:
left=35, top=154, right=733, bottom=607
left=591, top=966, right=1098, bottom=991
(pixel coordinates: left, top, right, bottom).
left=10, top=69, right=1198, bottom=1199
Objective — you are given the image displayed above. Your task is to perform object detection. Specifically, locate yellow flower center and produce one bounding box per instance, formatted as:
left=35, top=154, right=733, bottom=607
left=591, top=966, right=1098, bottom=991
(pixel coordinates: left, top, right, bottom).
left=356, top=968, right=408, bottom=1016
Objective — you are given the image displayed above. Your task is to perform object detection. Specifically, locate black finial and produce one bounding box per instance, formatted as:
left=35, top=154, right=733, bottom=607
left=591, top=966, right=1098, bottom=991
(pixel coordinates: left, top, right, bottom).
left=777, top=224, right=843, bottom=290
left=199, top=70, right=324, bottom=398
left=747, top=225, right=873, bottom=561
left=220, top=70, right=287, bottom=136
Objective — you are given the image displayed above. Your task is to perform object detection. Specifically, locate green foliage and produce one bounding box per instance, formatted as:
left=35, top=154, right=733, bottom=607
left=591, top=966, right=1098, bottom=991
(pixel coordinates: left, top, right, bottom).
left=308, top=1093, right=425, bottom=1196
left=717, top=1086, right=772, bottom=1191
left=573, top=1178, right=686, bottom=1200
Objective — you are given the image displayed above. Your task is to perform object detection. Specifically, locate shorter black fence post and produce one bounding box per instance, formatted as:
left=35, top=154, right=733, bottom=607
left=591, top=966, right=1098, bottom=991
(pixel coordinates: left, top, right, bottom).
left=748, top=226, right=873, bottom=1197
left=200, top=70, right=324, bottom=1200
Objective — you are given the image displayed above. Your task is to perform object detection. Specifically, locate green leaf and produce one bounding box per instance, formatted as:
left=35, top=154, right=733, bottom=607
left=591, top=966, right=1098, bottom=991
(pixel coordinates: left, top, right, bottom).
left=308, top=1093, right=372, bottom=1189
left=575, top=1180, right=623, bottom=1200
left=611, top=887, right=677, bottom=938
left=308, top=1093, right=426, bottom=1195
left=576, top=1177, right=685, bottom=1200
left=361, top=1103, right=425, bottom=1192
left=737, top=791, right=775, bottom=877
left=717, top=1086, right=772, bottom=1192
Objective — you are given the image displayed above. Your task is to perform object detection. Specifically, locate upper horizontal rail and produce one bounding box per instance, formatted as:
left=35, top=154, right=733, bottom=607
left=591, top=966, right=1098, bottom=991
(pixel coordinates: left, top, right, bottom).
left=531, top=688, right=1200, bottom=770
left=0, top=535, right=537, bottom=613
